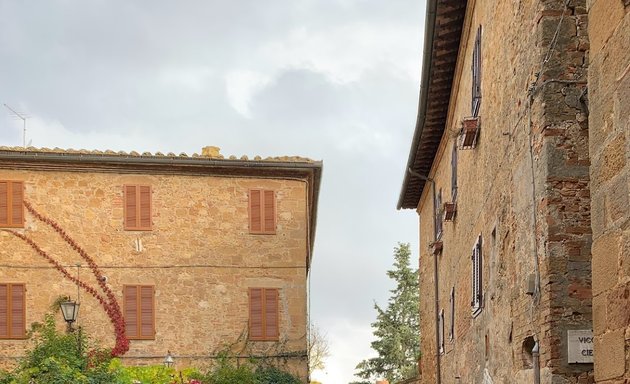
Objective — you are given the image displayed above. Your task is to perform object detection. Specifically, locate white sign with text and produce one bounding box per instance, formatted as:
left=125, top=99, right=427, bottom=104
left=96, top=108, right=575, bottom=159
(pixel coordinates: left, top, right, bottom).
left=567, top=330, right=593, bottom=364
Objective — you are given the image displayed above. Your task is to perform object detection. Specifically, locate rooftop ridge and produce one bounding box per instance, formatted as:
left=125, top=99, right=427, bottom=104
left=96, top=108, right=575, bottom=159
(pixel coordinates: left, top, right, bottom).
left=0, top=146, right=316, bottom=163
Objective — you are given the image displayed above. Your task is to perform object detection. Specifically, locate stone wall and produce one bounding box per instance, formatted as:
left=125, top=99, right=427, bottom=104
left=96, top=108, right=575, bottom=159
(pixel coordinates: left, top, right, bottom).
left=0, top=167, right=310, bottom=378
left=415, top=0, right=592, bottom=382
left=587, top=0, right=630, bottom=382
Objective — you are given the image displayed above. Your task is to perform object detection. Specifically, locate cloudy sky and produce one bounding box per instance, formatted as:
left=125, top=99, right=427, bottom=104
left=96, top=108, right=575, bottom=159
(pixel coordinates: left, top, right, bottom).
left=0, top=1, right=424, bottom=382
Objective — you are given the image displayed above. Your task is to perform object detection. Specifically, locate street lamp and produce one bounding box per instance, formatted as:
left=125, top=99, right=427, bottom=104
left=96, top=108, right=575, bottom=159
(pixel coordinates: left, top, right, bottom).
left=164, top=351, right=174, bottom=368
left=59, top=300, right=80, bottom=332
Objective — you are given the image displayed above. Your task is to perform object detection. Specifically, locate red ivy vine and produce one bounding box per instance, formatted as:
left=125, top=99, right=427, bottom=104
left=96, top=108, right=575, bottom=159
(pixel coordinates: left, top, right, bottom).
left=4, top=201, right=129, bottom=356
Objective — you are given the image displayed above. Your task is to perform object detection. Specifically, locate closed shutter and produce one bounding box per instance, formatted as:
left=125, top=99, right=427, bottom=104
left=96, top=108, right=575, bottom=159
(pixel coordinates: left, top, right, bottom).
left=0, top=283, right=25, bottom=338
left=140, top=286, right=154, bottom=338
left=249, top=189, right=276, bottom=234
left=124, top=185, right=151, bottom=230
left=249, top=190, right=262, bottom=233
left=472, top=236, right=483, bottom=315
left=10, top=284, right=25, bottom=338
left=0, top=284, right=7, bottom=338
left=0, top=181, right=24, bottom=228
left=263, top=190, right=276, bottom=233
left=249, top=288, right=279, bottom=341
left=124, top=285, right=138, bottom=338
left=124, top=186, right=137, bottom=230
left=124, top=285, right=155, bottom=339
left=249, top=288, right=264, bottom=340
left=264, top=288, right=279, bottom=340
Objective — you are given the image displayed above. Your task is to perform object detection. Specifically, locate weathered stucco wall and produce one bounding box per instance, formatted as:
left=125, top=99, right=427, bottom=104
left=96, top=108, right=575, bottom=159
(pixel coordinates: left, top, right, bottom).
left=0, top=167, right=310, bottom=377
left=587, top=0, right=630, bottom=382
left=416, top=0, right=591, bottom=382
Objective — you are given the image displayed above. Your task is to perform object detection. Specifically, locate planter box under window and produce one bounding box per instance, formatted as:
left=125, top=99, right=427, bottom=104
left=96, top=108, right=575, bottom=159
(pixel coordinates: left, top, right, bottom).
left=430, top=240, right=443, bottom=255
left=443, top=202, right=457, bottom=222
left=460, top=116, right=480, bottom=149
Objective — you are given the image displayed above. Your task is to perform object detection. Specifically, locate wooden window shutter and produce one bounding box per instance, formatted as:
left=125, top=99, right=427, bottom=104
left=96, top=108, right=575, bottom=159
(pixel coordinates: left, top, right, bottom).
left=124, top=285, right=155, bottom=339
left=0, top=283, right=25, bottom=338
left=263, top=190, right=276, bottom=233
left=249, top=190, right=262, bottom=233
left=451, top=143, right=458, bottom=202
left=0, top=181, right=24, bottom=228
left=140, top=286, right=154, bottom=338
left=249, top=189, right=276, bottom=234
left=264, top=288, right=279, bottom=340
left=124, top=185, right=151, bottom=231
left=249, top=288, right=264, bottom=340
left=472, top=235, right=483, bottom=316
left=472, top=26, right=482, bottom=117
left=10, top=284, right=25, bottom=338
left=124, top=285, right=138, bottom=338
left=0, top=284, right=7, bottom=338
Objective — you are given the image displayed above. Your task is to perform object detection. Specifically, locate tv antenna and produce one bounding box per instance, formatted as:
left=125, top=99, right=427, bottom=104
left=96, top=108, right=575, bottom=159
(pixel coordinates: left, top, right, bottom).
left=4, top=104, right=29, bottom=147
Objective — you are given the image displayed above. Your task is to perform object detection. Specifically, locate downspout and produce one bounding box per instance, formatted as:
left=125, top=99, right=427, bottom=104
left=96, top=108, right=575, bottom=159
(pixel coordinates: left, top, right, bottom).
left=532, top=340, right=540, bottom=384
left=408, top=168, right=441, bottom=384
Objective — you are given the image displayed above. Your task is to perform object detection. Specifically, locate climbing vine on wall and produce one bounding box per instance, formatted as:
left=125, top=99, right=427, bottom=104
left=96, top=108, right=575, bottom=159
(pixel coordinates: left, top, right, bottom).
left=3, top=201, right=129, bottom=356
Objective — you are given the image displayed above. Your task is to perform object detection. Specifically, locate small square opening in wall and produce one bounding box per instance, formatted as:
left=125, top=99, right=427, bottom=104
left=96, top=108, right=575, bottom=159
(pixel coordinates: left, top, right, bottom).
left=459, top=116, right=480, bottom=149
left=522, top=336, right=536, bottom=369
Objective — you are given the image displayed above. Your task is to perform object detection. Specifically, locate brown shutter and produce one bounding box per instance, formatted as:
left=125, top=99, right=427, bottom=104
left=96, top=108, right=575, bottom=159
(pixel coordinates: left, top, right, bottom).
left=140, top=286, right=154, bottom=338
left=0, top=284, right=7, bottom=338
left=139, top=186, right=151, bottom=229
left=0, top=182, right=8, bottom=226
left=124, top=186, right=137, bottom=230
left=249, top=288, right=264, bottom=340
left=11, top=182, right=24, bottom=226
left=264, top=288, right=279, bottom=340
left=263, top=190, right=276, bottom=234
left=10, top=284, right=24, bottom=338
left=124, top=285, right=138, bottom=338
left=249, top=190, right=262, bottom=233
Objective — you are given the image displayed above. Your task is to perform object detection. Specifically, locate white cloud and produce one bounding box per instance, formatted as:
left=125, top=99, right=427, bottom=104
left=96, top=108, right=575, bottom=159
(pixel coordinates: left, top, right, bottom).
left=224, top=70, right=272, bottom=117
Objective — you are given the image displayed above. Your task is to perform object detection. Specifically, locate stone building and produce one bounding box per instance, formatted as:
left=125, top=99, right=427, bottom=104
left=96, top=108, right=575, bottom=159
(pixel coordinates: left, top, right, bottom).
left=588, top=1, right=630, bottom=383
left=0, top=146, right=322, bottom=379
left=398, top=0, right=594, bottom=383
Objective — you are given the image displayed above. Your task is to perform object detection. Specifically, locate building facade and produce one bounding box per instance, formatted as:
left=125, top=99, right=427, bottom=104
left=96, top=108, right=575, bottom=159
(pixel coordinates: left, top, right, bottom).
left=588, top=1, right=630, bottom=383
left=399, top=0, right=594, bottom=383
left=0, top=146, right=321, bottom=379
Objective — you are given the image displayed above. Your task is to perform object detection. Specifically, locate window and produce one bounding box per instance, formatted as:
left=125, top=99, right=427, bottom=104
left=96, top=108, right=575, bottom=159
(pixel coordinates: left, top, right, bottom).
left=249, top=189, right=276, bottom=234
left=248, top=288, right=279, bottom=341
left=0, top=181, right=24, bottom=228
left=123, top=185, right=152, bottom=231
left=451, top=143, right=458, bottom=202
left=471, top=26, right=482, bottom=116
left=434, top=189, right=442, bottom=239
left=438, top=309, right=445, bottom=354
left=449, top=287, right=455, bottom=341
left=123, top=285, right=155, bottom=339
left=471, top=235, right=483, bottom=316
left=0, top=283, right=25, bottom=339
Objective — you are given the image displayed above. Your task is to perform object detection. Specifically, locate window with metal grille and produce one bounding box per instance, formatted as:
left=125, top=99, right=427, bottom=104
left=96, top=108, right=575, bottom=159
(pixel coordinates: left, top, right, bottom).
left=434, top=189, right=443, bottom=239
left=0, top=283, right=25, bottom=339
left=471, top=26, right=482, bottom=116
left=471, top=235, right=483, bottom=316
left=449, top=287, right=455, bottom=341
left=439, top=308, right=445, bottom=355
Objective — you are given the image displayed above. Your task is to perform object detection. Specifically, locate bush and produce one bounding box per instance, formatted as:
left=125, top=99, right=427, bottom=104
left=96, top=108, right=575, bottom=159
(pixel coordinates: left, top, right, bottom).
left=8, top=314, right=117, bottom=384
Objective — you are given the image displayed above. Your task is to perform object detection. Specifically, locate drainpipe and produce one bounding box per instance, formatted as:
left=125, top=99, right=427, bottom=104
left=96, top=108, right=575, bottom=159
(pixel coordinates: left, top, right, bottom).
left=408, top=168, right=441, bottom=384
left=532, top=340, right=540, bottom=384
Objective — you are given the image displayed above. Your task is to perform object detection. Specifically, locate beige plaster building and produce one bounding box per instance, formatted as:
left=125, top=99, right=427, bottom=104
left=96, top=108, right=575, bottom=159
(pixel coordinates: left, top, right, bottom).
left=0, top=146, right=321, bottom=379
left=587, top=1, right=630, bottom=383
left=399, top=0, right=594, bottom=383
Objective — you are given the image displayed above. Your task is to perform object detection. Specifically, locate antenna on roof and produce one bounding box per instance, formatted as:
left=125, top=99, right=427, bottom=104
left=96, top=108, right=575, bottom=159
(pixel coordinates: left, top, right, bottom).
left=4, top=104, right=29, bottom=147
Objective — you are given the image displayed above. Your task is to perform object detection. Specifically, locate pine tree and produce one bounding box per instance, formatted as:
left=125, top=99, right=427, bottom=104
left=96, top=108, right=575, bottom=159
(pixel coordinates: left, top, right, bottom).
left=354, top=243, right=420, bottom=383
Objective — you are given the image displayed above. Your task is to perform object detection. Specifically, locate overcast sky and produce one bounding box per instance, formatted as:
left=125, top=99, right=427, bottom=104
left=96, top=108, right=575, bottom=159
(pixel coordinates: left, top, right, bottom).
left=0, top=1, right=424, bottom=382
